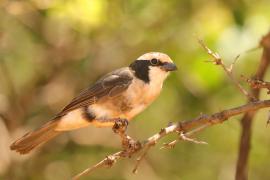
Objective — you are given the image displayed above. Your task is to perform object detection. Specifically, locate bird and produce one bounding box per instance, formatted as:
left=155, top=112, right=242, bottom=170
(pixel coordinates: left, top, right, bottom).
left=10, top=52, right=177, bottom=154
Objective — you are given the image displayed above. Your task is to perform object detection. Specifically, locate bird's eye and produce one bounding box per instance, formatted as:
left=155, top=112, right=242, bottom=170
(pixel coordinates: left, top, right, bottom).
left=150, top=58, right=159, bottom=65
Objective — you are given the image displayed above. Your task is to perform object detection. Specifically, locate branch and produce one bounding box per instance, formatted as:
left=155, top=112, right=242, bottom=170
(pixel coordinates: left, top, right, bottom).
left=73, top=99, right=270, bottom=179
left=236, top=31, right=270, bottom=180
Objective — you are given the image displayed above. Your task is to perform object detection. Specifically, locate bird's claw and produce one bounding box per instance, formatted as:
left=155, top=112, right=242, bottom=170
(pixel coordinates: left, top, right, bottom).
left=112, top=119, right=140, bottom=153
left=112, top=118, right=129, bottom=134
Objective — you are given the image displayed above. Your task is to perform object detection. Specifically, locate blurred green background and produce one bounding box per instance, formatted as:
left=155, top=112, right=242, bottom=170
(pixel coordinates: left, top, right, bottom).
left=1, top=0, right=270, bottom=179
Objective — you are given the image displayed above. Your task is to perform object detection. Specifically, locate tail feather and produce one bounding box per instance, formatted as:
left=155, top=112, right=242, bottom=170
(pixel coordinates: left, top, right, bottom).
left=10, top=120, right=60, bottom=154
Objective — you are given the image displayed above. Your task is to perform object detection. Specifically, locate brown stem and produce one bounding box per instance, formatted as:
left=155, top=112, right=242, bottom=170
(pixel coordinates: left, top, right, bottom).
left=235, top=32, right=270, bottom=180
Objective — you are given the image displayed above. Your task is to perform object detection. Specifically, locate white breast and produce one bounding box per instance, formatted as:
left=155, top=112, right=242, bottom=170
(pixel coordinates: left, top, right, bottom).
left=124, top=67, right=168, bottom=119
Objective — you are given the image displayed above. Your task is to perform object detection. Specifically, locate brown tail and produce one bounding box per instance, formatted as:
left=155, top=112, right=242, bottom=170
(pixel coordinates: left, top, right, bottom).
left=10, top=119, right=60, bottom=154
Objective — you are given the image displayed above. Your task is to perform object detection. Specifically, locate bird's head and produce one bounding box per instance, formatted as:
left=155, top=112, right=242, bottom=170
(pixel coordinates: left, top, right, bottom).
left=129, top=52, right=177, bottom=84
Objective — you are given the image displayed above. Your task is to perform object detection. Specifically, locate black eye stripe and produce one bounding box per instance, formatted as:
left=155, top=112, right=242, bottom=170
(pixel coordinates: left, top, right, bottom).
left=129, top=60, right=151, bottom=83
left=129, top=60, right=164, bottom=83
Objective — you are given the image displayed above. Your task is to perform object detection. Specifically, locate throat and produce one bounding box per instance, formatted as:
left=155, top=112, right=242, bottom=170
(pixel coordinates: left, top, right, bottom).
left=148, top=66, right=168, bottom=89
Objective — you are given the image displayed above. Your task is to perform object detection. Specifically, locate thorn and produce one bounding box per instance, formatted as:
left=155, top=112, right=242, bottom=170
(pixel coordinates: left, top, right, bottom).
left=160, top=140, right=177, bottom=149
left=228, top=55, right=240, bottom=73
left=133, top=169, right=138, bottom=174
left=245, top=45, right=261, bottom=53
left=179, top=132, right=208, bottom=145
left=159, top=128, right=166, bottom=134
left=214, top=53, right=221, bottom=60
left=203, top=60, right=214, bottom=63
left=235, top=54, right=241, bottom=60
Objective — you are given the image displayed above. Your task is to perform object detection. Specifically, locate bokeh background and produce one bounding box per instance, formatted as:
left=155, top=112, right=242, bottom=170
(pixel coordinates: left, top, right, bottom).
left=1, top=0, right=270, bottom=179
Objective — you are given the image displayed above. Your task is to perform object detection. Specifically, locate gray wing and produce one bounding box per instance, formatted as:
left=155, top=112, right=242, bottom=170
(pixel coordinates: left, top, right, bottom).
left=56, top=68, right=133, bottom=117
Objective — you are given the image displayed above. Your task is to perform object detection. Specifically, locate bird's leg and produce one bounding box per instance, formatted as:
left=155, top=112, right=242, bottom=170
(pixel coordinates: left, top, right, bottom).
left=112, top=118, right=130, bottom=146
left=112, top=118, right=141, bottom=156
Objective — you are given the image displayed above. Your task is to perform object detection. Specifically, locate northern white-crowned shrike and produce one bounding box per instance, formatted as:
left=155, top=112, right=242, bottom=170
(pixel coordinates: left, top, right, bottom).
left=10, top=52, right=177, bottom=154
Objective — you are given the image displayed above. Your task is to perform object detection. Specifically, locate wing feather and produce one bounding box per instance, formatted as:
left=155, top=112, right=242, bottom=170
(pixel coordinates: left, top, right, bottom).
left=56, top=68, right=133, bottom=117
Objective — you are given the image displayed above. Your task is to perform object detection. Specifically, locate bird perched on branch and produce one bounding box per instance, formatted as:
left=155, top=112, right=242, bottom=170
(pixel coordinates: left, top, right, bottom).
left=10, top=52, right=177, bottom=154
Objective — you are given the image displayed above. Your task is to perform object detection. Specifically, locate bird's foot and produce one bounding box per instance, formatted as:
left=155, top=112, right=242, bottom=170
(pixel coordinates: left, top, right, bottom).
left=112, top=118, right=141, bottom=155
left=112, top=118, right=129, bottom=135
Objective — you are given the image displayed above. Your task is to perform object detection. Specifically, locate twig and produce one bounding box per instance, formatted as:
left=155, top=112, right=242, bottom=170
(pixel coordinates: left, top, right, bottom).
left=72, top=151, right=124, bottom=180
left=179, top=132, right=208, bottom=144
left=132, top=145, right=151, bottom=174
left=131, top=125, right=176, bottom=173
left=73, top=99, right=270, bottom=179
left=198, top=38, right=256, bottom=101
left=241, top=75, right=270, bottom=93
left=161, top=124, right=209, bottom=149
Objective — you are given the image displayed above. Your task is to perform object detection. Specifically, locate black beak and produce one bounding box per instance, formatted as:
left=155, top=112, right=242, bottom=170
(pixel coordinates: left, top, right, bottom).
left=161, top=62, right=178, bottom=72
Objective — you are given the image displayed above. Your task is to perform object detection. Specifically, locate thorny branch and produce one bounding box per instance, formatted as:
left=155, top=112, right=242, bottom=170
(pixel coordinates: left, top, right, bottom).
left=73, top=100, right=270, bottom=179
left=73, top=35, right=270, bottom=179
